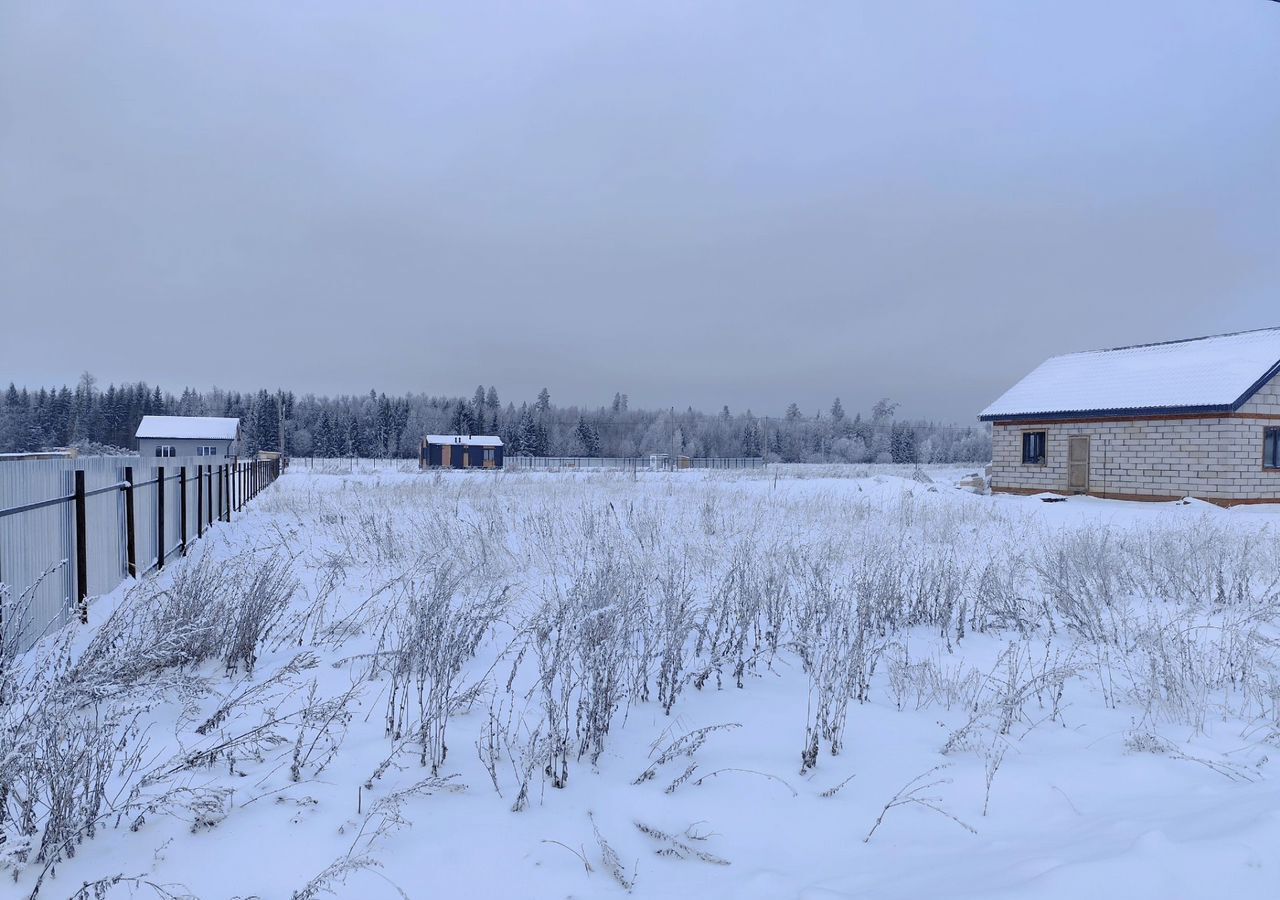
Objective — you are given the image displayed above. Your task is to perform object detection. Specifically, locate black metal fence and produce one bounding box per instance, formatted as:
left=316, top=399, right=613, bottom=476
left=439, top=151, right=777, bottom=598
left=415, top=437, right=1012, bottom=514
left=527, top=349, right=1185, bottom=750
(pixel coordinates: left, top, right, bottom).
left=0, top=456, right=286, bottom=653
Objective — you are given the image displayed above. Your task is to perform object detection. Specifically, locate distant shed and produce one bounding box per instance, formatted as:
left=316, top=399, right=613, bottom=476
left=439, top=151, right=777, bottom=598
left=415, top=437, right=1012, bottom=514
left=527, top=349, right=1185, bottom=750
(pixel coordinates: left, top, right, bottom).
left=979, top=327, right=1280, bottom=505
left=420, top=435, right=504, bottom=470
left=135, top=416, right=241, bottom=459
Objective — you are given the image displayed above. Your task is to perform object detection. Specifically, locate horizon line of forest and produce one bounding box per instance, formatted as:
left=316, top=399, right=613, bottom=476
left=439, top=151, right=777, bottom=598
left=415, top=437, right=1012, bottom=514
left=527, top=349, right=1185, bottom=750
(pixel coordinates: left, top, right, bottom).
left=1, top=374, right=992, bottom=464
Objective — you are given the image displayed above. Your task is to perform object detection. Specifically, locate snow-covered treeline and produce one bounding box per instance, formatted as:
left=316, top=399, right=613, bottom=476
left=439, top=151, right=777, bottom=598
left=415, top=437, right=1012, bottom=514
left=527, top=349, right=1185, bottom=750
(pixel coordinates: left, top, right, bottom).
left=0, top=376, right=991, bottom=463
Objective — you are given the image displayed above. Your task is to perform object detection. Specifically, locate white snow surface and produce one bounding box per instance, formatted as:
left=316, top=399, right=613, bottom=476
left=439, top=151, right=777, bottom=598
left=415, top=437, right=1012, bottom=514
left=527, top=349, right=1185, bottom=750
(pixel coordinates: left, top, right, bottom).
left=12, top=461, right=1280, bottom=899
left=134, top=415, right=241, bottom=440
left=979, top=327, right=1280, bottom=418
left=425, top=433, right=503, bottom=446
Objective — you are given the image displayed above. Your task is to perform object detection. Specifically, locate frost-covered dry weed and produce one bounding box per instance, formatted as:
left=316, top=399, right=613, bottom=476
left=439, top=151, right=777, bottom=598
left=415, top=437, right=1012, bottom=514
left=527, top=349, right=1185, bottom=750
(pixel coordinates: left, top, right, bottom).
left=7, top=464, right=1280, bottom=896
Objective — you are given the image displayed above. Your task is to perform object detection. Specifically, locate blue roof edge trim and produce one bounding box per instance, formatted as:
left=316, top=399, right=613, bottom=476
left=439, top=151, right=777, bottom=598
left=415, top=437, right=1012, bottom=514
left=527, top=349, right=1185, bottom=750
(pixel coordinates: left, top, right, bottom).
left=979, top=404, right=1235, bottom=423
left=1229, top=358, right=1280, bottom=412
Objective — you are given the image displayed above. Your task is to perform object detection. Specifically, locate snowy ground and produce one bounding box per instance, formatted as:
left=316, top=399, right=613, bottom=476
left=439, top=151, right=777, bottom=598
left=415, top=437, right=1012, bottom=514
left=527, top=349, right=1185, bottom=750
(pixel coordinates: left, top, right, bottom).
left=7, top=462, right=1280, bottom=899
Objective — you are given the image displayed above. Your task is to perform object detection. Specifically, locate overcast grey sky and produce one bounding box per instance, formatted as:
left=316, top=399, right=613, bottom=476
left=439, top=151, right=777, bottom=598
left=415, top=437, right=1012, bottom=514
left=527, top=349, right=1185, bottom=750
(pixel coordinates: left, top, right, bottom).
left=2, top=1, right=1277, bottom=421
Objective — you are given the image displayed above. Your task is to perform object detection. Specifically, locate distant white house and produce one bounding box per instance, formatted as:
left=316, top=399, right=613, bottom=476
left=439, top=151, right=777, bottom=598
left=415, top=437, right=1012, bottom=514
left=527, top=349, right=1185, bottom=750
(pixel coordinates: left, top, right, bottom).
left=135, top=416, right=241, bottom=459
left=980, top=327, right=1280, bottom=505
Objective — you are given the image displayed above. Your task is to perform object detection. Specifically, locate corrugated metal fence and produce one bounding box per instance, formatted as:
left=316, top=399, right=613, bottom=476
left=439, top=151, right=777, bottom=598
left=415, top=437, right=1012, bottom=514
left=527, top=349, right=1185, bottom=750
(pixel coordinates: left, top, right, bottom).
left=0, top=456, right=285, bottom=655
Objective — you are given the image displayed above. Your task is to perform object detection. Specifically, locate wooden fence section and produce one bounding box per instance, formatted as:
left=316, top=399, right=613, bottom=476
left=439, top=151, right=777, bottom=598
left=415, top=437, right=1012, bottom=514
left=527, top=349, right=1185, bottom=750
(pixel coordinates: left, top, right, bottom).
left=0, top=456, right=286, bottom=654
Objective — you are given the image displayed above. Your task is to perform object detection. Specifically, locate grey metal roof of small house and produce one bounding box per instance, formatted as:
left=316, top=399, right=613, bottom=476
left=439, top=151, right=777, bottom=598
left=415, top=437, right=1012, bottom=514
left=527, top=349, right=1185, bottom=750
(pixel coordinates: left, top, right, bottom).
left=135, top=416, right=241, bottom=440
left=979, top=327, right=1280, bottom=421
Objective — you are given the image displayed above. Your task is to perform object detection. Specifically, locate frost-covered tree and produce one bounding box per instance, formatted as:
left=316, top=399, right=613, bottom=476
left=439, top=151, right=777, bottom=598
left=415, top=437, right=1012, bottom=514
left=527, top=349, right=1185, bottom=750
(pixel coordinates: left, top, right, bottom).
left=0, top=378, right=989, bottom=462
left=515, top=404, right=537, bottom=456
left=889, top=421, right=918, bottom=464
left=574, top=416, right=600, bottom=456
left=449, top=400, right=475, bottom=436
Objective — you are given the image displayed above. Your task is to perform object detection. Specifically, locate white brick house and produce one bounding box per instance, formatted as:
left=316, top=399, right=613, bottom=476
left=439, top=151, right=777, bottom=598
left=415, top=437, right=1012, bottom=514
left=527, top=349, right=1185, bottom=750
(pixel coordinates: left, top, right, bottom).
left=979, top=328, right=1280, bottom=505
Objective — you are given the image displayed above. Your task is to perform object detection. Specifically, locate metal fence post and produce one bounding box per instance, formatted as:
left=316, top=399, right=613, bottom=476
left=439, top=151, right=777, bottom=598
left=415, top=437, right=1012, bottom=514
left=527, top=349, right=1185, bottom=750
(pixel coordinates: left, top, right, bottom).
left=124, top=465, right=137, bottom=578
left=74, top=469, right=88, bottom=623
left=196, top=464, right=204, bottom=539
left=156, top=465, right=165, bottom=571
left=179, top=465, right=188, bottom=555
left=225, top=464, right=232, bottom=523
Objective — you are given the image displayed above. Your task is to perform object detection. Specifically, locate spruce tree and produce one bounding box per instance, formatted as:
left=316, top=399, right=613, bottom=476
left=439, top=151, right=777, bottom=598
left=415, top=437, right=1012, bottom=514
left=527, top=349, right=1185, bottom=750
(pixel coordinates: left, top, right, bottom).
left=472, top=385, right=487, bottom=432
left=575, top=416, right=600, bottom=456
left=515, top=404, right=537, bottom=455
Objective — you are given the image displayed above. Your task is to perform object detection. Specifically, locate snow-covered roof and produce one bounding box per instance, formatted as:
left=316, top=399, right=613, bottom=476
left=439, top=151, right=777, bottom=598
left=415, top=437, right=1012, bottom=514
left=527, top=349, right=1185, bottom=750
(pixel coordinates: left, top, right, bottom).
left=425, top=434, right=503, bottom=447
left=135, top=416, right=241, bottom=440
left=980, top=327, right=1280, bottom=421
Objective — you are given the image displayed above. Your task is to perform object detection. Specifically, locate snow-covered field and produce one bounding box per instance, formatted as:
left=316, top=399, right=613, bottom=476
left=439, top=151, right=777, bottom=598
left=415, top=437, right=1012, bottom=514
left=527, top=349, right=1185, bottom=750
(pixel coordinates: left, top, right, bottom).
left=7, top=462, right=1280, bottom=899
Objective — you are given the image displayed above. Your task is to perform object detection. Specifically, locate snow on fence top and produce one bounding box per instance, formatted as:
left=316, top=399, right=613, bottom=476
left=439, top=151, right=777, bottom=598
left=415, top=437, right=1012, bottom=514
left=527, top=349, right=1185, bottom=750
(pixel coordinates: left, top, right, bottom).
left=135, top=415, right=241, bottom=440
left=980, top=327, right=1280, bottom=420
left=424, top=434, right=504, bottom=447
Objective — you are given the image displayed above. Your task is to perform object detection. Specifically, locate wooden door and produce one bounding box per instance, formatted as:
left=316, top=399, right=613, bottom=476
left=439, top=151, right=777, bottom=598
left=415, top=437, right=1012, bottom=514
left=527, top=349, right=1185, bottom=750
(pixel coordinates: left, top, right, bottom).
left=441, top=445, right=451, bottom=468
left=1068, top=436, right=1089, bottom=493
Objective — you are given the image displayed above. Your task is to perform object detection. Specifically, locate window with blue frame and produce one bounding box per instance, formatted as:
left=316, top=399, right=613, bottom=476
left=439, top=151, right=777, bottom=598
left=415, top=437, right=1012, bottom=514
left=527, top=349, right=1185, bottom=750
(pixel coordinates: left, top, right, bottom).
left=1022, top=431, right=1046, bottom=465
left=1265, top=428, right=1280, bottom=469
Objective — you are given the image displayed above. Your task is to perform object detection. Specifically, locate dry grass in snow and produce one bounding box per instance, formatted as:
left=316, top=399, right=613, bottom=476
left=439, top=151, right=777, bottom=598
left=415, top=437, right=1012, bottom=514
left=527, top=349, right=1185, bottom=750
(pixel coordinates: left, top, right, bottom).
left=4, top=462, right=1280, bottom=899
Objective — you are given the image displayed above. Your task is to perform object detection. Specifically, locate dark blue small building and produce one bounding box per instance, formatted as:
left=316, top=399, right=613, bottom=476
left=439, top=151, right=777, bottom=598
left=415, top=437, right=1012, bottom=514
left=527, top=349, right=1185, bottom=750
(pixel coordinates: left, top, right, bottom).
left=420, top=434, right=504, bottom=470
